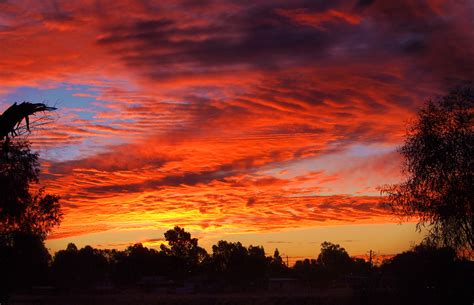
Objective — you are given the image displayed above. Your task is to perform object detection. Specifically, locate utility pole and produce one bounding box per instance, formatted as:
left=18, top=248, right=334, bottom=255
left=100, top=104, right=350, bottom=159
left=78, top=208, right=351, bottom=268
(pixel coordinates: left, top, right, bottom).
left=368, top=250, right=373, bottom=268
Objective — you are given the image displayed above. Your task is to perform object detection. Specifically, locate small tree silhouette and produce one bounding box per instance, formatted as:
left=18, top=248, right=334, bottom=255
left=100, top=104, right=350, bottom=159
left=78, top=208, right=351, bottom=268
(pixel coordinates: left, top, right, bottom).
left=160, top=226, right=208, bottom=276
left=317, top=241, right=352, bottom=279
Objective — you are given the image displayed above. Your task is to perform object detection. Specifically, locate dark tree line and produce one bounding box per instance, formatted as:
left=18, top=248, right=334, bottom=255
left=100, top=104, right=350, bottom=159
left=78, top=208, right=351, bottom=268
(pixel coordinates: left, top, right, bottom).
left=48, top=227, right=279, bottom=291
left=45, top=227, right=376, bottom=292
left=3, top=225, right=472, bottom=305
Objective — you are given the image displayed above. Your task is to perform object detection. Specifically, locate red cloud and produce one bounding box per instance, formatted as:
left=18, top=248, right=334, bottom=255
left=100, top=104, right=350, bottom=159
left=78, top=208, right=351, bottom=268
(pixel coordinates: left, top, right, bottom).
left=276, top=8, right=362, bottom=30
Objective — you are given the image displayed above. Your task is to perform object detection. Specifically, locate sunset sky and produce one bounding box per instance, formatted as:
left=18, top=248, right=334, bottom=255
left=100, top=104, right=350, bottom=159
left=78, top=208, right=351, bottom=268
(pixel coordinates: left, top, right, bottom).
left=1, top=0, right=473, bottom=262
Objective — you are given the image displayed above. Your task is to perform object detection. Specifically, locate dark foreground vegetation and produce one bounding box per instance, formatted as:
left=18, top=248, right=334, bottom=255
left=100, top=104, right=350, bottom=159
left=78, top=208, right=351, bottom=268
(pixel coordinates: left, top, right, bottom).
left=2, top=226, right=474, bottom=305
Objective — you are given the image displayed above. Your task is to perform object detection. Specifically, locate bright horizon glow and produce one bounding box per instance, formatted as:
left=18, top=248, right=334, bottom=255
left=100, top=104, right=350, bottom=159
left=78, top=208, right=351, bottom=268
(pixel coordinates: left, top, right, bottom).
left=45, top=222, right=424, bottom=264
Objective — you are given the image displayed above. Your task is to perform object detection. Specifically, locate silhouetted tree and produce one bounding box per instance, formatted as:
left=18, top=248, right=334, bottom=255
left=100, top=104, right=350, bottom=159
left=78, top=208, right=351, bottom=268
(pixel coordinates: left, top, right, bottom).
left=0, top=140, right=61, bottom=238
left=272, top=248, right=283, bottom=265
left=381, top=86, right=473, bottom=251
left=351, top=257, right=371, bottom=275
left=269, top=248, right=288, bottom=277
left=160, top=226, right=208, bottom=277
left=246, top=245, right=268, bottom=288
left=381, top=243, right=473, bottom=305
left=51, top=244, right=108, bottom=289
left=293, top=258, right=318, bottom=285
left=0, top=139, right=61, bottom=301
left=317, top=241, right=352, bottom=277
left=0, top=232, right=51, bottom=293
left=211, top=240, right=248, bottom=286
left=209, top=241, right=268, bottom=290
left=111, top=243, right=167, bottom=287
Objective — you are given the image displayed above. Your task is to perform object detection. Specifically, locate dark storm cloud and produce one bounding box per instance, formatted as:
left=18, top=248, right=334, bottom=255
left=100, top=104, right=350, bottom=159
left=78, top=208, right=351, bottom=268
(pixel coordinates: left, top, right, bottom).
left=366, top=0, right=474, bottom=82
left=90, top=0, right=474, bottom=101
left=355, top=0, right=375, bottom=9
left=95, top=1, right=356, bottom=76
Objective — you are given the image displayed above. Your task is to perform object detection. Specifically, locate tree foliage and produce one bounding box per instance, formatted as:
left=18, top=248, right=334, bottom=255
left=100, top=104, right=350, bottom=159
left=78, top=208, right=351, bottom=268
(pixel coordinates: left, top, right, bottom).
left=317, top=241, right=352, bottom=276
left=210, top=240, right=268, bottom=289
left=51, top=243, right=108, bottom=289
left=381, top=86, right=473, bottom=251
left=0, top=138, right=61, bottom=300
left=0, top=139, right=61, bottom=239
left=160, top=226, right=208, bottom=275
left=269, top=248, right=287, bottom=276
left=381, top=243, right=472, bottom=304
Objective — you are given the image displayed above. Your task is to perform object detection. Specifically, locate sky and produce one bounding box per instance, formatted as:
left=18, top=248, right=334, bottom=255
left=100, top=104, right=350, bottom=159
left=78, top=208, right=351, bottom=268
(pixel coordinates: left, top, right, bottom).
left=0, top=0, right=473, bottom=262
